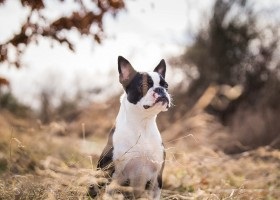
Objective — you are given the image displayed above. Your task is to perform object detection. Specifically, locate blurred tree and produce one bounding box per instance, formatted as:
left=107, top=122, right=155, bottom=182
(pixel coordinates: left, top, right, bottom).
left=176, top=0, right=280, bottom=152
left=0, top=0, right=125, bottom=121
left=181, top=0, right=279, bottom=105
left=0, top=0, right=125, bottom=81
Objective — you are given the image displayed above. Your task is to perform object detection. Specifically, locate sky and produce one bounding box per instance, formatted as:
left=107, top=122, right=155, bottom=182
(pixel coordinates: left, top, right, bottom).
left=0, top=0, right=215, bottom=110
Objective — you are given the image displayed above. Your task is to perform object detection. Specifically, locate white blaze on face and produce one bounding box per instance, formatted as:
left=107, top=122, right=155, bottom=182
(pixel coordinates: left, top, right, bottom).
left=149, top=72, right=161, bottom=87
left=138, top=72, right=170, bottom=112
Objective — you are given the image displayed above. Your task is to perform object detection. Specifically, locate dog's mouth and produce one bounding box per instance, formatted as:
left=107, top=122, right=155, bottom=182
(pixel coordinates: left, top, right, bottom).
left=143, top=96, right=170, bottom=109
left=143, top=105, right=151, bottom=109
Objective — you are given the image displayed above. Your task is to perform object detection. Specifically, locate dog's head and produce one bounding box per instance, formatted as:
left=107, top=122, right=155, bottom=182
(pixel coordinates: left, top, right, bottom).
left=118, top=56, right=171, bottom=113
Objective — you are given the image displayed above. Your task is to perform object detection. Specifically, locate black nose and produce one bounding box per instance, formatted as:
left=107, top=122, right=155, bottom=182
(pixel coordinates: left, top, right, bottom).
left=154, top=87, right=165, bottom=96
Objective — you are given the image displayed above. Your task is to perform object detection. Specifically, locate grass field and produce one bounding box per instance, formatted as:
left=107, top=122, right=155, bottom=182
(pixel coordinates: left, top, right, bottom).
left=0, top=106, right=280, bottom=200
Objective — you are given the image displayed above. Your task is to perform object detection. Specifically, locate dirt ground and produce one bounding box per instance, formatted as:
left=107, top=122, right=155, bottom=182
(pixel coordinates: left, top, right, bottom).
left=0, top=106, right=280, bottom=200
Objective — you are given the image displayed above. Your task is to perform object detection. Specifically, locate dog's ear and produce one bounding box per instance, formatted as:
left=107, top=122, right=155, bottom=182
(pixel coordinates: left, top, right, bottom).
left=118, top=56, right=137, bottom=87
left=154, top=59, right=166, bottom=78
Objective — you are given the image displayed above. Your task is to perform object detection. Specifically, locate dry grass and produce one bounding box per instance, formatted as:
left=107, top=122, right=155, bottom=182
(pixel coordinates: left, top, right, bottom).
left=0, top=106, right=280, bottom=200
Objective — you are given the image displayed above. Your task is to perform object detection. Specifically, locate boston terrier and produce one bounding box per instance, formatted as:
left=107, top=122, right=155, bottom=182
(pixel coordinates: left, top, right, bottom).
left=90, top=56, right=171, bottom=199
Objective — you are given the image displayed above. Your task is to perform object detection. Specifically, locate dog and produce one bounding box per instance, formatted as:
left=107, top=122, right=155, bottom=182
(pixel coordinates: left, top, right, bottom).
left=89, top=56, right=171, bottom=199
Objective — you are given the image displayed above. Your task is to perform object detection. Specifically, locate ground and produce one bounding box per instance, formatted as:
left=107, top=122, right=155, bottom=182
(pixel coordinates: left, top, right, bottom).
left=0, top=105, right=279, bottom=200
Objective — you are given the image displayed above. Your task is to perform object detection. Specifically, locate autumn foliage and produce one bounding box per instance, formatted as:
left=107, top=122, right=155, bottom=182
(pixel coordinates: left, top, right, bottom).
left=0, top=0, right=124, bottom=68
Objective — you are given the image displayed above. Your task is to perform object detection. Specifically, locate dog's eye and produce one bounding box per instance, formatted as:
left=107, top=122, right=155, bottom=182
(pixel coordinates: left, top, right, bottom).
left=147, top=78, right=153, bottom=87
left=163, top=83, right=168, bottom=90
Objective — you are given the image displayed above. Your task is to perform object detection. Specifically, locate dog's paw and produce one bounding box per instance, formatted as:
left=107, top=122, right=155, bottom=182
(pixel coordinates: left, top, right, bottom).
left=88, top=184, right=98, bottom=198
left=105, top=180, right=134, bottom=199
left=87, top=177, right=109, bottom=198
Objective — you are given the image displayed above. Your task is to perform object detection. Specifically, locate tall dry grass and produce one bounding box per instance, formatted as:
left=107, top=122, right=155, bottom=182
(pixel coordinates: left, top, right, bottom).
left=0, top=103, right=280, bottom=199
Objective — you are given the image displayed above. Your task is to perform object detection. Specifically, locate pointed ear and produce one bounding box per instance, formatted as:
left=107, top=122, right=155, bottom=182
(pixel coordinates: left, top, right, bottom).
left=154, top=59, right=166, bottom=78
left=118, top=56, right=137, bottom=87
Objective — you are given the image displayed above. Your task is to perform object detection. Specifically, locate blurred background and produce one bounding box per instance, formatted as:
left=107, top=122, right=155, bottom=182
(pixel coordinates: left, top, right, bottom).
left=1, top=0, right=280, bottom=199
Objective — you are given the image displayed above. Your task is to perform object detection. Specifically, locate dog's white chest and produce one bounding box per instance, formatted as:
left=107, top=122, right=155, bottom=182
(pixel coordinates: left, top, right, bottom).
left=113, top=123, right=164, bottom=163
left=112, top=104, right=165, bottom=183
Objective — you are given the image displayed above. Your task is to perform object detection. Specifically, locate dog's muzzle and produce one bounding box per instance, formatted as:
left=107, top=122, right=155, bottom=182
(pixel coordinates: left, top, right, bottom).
left=143, top=96, right=170, bottom=109
left=155, top=96, right=169, bottom=105
left=144, top=87, right=170, bottom=109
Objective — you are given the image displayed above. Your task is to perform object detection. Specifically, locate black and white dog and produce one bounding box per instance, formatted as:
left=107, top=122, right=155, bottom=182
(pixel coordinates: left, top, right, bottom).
left=91, top=56, right=171, bottom=199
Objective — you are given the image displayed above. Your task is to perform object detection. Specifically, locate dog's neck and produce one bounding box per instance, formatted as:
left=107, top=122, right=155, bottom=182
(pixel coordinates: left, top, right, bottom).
left=116, top=93, right=158, bottom=128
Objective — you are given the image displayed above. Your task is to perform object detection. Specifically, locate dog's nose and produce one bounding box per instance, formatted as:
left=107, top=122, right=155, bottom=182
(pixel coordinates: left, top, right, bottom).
left=154, top=87, right=165, bottom=96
